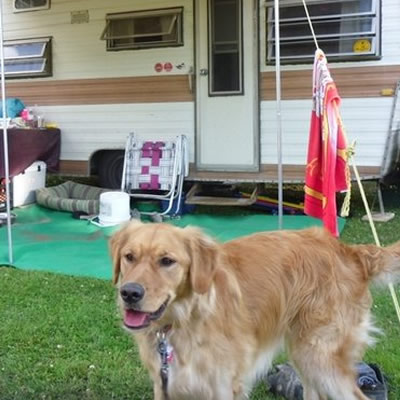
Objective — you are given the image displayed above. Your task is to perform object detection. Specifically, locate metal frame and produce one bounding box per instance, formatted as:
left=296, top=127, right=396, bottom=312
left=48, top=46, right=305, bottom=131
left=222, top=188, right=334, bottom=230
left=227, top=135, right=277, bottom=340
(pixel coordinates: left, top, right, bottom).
left=268, top=18, right=377, bottom=41
left=121, top=134, right=189, bottom=218
left=207, top=0, right=244, bottom=96
left=274, top=0, right=283, bottom=229
left=13, top=0, right=50, bottom=13
left=3, top=37, right=52, bottom=78
left=266, top=0, right=381, bottom=64
left=0, top=0, right=13, bottom=263
left=380, top=81, right=400, bottom=180
left=101, top=7, right=184, bottom=51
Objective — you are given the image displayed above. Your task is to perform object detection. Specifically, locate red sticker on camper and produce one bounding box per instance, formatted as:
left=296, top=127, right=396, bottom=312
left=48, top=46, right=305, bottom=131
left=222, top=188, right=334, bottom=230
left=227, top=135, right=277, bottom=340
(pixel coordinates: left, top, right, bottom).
left=154, top=63, right=163, bottom=73
left=164, top=62, right=173, bottom=72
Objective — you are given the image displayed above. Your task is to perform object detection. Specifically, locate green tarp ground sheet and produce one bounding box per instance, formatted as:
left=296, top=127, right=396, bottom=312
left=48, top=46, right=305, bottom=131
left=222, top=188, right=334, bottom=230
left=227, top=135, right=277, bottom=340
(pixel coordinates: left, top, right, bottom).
left=0, top=205, right=345, bottom=280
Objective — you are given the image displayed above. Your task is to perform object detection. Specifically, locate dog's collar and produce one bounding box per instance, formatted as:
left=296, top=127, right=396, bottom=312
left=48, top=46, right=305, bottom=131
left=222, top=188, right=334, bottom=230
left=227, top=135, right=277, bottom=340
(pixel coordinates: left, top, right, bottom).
left=157, top=325, right=173, bottom=400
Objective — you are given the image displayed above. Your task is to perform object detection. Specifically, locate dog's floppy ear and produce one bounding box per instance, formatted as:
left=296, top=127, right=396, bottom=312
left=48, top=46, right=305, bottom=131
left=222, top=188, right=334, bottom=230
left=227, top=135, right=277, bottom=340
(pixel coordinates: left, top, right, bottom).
left=184, top=227, right=219, bottom=294
left=109, top=221, right=142, bottom=285
left=109, top=227, right=126, bottom=285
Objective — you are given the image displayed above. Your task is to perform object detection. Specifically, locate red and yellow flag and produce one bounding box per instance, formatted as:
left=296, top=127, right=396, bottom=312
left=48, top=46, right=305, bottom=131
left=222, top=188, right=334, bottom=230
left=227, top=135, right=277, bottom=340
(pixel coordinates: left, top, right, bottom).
left=304, top=49, right=350, bottom=237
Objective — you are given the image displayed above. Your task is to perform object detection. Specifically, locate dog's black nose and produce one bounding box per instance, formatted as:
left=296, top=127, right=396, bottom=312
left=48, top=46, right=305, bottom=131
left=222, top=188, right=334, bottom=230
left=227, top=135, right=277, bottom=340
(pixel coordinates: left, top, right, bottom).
left=120, top=283, right=145, bottom=304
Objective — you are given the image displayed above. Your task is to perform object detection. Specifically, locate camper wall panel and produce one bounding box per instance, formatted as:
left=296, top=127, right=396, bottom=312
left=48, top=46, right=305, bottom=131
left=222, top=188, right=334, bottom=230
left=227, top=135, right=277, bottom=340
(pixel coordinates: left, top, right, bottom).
left=4, top=76, right=193, bottom=105
left=260, top=97, right=392, bottom=167
left=37, top=102, right=195, bottom=162
left=2, top=0, right=194, bottom=80
left=260, top=0, right=400, bottom=71
left=4, top=65, right=398, bottom=106
left=261, top=65, right=400, bottom=100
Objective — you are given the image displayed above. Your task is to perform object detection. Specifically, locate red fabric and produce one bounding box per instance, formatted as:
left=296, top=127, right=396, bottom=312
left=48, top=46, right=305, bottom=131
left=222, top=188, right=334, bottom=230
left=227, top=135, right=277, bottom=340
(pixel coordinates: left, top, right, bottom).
left=139, top=141, right=165, bottom=190
left=304, top=50, right=349, bottom=237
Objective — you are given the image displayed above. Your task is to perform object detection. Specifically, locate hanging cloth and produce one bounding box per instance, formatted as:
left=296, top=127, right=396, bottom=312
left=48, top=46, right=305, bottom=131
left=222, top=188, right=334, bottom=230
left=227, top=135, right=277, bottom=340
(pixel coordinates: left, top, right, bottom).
left=304, top=49, right=350, bottom=237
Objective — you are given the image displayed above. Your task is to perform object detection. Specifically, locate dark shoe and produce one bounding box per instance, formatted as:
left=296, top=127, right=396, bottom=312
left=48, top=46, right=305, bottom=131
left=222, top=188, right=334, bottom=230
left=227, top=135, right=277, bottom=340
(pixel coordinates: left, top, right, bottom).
left=358, top=363, right=388, bottom=400
left=266, top=363, right=303, bottom=400
left=266, top=362, right=388, bottom=400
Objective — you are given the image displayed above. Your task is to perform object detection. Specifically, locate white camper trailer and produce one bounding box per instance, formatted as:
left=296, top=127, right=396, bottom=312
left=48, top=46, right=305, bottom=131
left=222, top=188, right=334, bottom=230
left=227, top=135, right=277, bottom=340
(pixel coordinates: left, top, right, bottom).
left=2, top=0, right=399, bottom=187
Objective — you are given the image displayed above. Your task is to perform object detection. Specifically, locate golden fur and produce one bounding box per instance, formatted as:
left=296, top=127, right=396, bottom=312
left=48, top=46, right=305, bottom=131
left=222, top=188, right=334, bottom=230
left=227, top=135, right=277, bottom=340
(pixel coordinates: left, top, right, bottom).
left=110, top=221, right=400, bottom=400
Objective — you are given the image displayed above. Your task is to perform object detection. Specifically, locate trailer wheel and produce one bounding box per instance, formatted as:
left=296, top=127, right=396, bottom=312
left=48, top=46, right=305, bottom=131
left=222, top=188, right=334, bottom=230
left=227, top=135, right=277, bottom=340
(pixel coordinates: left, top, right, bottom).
left=98, top=150, right=124, bottom=189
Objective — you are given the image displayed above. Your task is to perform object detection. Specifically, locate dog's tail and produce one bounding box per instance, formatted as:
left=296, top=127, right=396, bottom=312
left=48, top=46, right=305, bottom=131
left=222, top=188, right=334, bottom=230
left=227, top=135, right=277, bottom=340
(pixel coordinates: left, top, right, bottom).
left=353, top=241, right=400, bottom=285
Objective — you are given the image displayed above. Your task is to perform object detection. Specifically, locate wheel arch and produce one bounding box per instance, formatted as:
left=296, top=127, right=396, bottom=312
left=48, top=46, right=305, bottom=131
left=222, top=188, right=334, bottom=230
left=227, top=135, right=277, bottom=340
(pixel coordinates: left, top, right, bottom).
left=90, top=148, right=125, bottom=188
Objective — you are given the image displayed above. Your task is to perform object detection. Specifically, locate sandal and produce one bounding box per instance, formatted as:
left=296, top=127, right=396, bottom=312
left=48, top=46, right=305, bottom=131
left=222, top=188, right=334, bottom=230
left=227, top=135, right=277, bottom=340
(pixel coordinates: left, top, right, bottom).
left=266, top=362, right=388, bottom=400
left=266, top=363, right=303, bottom=400
left=357, top=363, right=388, bottom=400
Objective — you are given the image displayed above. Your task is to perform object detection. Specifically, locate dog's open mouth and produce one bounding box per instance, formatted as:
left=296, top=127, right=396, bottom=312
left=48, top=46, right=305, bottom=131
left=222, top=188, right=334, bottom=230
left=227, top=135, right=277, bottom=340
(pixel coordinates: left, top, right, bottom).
left=124, top=297, right=170, bottom=330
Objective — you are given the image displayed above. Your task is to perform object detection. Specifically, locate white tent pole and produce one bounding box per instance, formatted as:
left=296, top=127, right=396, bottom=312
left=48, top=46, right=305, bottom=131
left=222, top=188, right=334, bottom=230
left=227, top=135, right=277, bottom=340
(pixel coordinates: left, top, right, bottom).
left=0, top=1, right=13, bottom=264
left=274, top=0, right=283, bottom=229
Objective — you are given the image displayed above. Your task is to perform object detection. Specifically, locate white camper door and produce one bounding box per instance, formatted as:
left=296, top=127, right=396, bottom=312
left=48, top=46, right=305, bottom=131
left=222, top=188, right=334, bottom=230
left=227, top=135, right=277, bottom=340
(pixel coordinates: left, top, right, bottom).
left=195, top=0, right=259, bottom=171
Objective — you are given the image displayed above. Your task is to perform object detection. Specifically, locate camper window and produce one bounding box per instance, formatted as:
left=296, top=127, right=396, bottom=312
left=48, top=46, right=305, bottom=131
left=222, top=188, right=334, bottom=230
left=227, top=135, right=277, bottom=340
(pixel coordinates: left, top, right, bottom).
left=266, top=0, right=381, bottom=63
left=3, top=38, right=52, bottom=78
left=13, top=0, right=50, bottom=13
left=101, top=7, right=184, bottom=51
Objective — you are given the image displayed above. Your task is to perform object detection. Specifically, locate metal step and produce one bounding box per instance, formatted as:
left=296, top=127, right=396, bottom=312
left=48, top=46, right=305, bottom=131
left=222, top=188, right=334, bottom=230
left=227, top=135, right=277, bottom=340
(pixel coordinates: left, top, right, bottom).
left=185, top=183, right=258, bottom=206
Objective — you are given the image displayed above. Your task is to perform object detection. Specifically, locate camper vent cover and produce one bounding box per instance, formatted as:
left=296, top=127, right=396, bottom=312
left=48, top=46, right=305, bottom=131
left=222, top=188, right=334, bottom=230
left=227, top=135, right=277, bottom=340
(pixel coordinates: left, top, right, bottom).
left=71, top=10, right=89, bottom=24
left=13, top=0, right=50, bottom=13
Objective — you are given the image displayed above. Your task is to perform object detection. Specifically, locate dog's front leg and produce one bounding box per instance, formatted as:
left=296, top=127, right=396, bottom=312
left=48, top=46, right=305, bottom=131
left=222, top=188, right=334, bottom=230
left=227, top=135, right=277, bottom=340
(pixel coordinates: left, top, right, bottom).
left=233, top=389, right=248, bottom=400
left=153, top=383, right=164, bottom=400
left=212, top=389, right=234, bottom=400
left=212, top=381, right=244, bottom=400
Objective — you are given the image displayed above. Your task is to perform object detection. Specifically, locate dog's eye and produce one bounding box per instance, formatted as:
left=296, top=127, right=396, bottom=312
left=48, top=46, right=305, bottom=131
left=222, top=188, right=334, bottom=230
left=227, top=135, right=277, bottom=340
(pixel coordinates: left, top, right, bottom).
left=125, top=253, right=135, bottom=262
left=160, top=257, right=175, bottom=267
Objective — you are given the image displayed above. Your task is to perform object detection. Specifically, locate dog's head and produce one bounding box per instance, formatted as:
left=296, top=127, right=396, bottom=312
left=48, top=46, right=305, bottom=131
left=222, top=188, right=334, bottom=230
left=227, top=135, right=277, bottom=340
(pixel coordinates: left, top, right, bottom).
left=110, top=221, right=218, bottom=331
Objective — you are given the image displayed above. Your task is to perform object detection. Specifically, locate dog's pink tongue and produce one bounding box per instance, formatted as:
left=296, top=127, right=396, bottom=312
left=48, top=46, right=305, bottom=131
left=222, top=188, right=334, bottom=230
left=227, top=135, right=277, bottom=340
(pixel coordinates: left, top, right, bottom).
left=124, top=309, right=148, bottom=328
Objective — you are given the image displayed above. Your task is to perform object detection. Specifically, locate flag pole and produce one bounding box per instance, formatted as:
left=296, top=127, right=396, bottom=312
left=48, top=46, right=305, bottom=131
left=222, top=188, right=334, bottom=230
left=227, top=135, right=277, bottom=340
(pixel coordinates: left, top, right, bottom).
left=0, top=0, right=13, bottom=264
left=274, top=0, right=283, bottom=230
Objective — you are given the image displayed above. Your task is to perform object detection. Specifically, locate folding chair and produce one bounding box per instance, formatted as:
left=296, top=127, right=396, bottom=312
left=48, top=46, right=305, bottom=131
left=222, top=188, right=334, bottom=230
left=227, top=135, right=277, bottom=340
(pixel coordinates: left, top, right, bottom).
left=121, top=133, right=189, bottom=219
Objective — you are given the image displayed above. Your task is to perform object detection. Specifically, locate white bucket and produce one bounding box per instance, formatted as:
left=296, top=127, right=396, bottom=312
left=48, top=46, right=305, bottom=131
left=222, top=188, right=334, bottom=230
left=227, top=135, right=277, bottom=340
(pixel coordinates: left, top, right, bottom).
left=99, top=191, right=131, bottom=226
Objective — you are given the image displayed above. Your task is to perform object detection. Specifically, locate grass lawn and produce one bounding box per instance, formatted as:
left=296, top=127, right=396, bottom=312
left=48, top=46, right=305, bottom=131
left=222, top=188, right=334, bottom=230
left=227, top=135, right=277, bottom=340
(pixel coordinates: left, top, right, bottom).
left=1, top=183, right=400, bottom=399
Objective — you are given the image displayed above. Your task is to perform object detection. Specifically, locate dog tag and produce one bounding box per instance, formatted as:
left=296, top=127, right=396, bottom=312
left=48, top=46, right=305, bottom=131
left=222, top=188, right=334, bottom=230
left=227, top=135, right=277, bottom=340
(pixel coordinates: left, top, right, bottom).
left=166, top=344, right=174, bottom=363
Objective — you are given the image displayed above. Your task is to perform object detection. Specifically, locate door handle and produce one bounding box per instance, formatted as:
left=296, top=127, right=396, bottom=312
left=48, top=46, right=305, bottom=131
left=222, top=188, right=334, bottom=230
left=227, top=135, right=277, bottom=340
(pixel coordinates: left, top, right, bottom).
left=199, top=68, right=209, bottom=76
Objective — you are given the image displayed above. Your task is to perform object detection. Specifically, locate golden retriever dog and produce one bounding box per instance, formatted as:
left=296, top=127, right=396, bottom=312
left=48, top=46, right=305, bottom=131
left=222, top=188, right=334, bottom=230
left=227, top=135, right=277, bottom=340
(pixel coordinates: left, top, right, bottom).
left=110, top=221, right=400, bottom=400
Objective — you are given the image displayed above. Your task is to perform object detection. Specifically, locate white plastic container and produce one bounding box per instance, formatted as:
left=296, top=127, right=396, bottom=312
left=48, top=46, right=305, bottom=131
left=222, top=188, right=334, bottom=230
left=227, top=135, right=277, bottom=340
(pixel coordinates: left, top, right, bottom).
left=99, top=191, right=131, bottom=226
left=13, top=161, right=46, bottom=207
